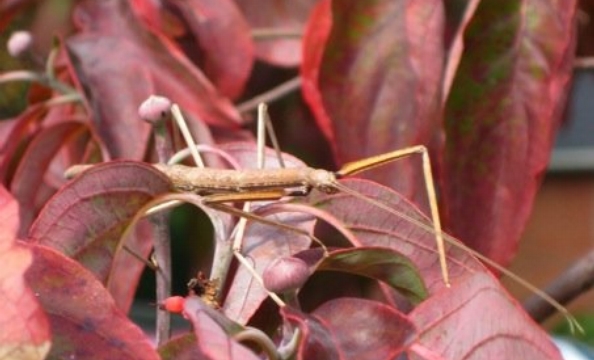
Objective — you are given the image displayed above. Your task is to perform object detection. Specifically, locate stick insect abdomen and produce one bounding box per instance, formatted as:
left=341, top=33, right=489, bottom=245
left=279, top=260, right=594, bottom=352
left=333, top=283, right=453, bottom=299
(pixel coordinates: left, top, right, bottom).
left=153, top=163, right=336, bottom=195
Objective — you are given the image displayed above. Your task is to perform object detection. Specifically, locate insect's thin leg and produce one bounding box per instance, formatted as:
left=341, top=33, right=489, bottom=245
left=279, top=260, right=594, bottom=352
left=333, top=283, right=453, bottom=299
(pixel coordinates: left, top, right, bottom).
left=226, top=104, right=290, bottom=307
left=171, top=103, right=205, bottom=168
left=231, top=104, right=270, bottom=254
left=262, top=103, right=286, bottom=168
left=337, top=145, right=449, bottom=287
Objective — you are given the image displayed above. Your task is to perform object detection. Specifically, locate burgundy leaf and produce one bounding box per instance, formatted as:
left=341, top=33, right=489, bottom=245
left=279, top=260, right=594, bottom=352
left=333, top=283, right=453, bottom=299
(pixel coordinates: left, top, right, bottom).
left=304, top=179, right=562, bottom=358
left=306, top=179, right=482, bottom=293
left=442, top=1, right=577, bottom=265
left=282, top=297, right=415, bottom=360
left=28, top=161, right=171, bottom=288
left=281, top=306, right=340, bottom=360
left=0, top=186, right=50, bottom=360
left=234, top=0, right=319, bottom=67
left=409, top=272, right=562, bottom=359
left=24, top=243, right=160, bottom=359
left=166, top=0, right=255, bottom=99
left=67, top=0, right=242, bottom=159
left=301, top=0, right=445, bottom=210
left=313, top=298, right=415, bottom=359
left=10, top=121, right=88, bottom=236
left=0, top=104, right=47, bottom=184
left=183, top=296, right=260, bottom=360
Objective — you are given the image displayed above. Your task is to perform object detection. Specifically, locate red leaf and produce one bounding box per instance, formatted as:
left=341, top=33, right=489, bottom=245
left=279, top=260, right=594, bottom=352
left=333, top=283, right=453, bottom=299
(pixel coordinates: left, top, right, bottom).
left=28, top=161, right=171, bottom=289
left=10, top=121, right=88, bottom=236
left=0, top=104, right=47, bottom=183
left=166, top=0, right=255, bottom=99
left=409, top=272, right=562, bottom=359
left=300, top=0, right=333, bottom=147
left=234, top=0, right=319, bottom=67
left=0, top=186, right=50, bottom=359
left=307, top=179, right=482, bottom=292
left=24, top=243, right=159, bottom=359
left=442, top=1, right=577, bottom=265
left=304, top=179, right=562, bottom=358
left=66, top=0, right=242, bottom=159
left=281, top=306, right=340, bottom=360
left=183, top=296, right=260, bottom=360
left=301, top=0, right=445, bottom=209
left=282, top=298, right=415, bottom=360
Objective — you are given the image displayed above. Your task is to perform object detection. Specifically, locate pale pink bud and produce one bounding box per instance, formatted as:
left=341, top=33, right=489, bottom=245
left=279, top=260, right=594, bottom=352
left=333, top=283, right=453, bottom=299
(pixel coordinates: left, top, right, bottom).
left=138, top=95, right=172, bottom=123
left=7, top=31, right=33, bottom=58
left=263, top=257, right=310, bottom=293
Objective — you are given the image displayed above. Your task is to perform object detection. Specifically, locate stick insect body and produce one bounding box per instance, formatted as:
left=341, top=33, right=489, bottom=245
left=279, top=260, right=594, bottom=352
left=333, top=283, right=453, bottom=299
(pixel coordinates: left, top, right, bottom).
left=65, top=101, right=581, bottom=334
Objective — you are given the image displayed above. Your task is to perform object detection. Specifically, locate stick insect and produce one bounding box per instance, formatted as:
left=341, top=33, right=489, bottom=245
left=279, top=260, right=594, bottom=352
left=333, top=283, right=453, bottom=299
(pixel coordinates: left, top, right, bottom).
left=68, top=100, right=583, bottom=334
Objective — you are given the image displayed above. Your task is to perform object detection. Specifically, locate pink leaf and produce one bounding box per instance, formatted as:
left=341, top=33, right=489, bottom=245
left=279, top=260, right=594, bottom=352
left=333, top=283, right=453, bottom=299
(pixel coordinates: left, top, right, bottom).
left=183, top=296, right=260, bottom=360
left=0, top=186, right=50, bottom=359
left=409, top=272, right=562, bottom=359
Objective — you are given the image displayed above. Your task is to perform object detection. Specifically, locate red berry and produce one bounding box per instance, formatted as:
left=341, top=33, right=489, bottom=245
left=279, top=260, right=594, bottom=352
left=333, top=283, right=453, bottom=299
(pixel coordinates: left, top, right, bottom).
left=161, top=296, right=185, bottom=313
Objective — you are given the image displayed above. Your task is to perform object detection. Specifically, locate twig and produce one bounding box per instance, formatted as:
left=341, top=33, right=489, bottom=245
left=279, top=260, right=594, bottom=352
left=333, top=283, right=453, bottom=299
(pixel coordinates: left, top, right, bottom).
left=236, top=77, right=301, bottom=113
left=523, top=248, right=594, bottom=323
left=252, top=28, right=303, bottom=40
left=139, top=96, right=175, bottom=345
left=574, top=57, right=594, bottom=69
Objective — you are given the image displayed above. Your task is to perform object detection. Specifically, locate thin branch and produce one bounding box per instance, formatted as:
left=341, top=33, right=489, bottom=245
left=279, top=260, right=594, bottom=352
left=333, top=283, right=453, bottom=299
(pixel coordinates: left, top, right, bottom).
left=523, top=248, right=594, bottom=324
left=236, top=77, right=302, bottom=113
left=252, top=28, right=303, bottom=40
left=574, top=57, right=594, bottom=69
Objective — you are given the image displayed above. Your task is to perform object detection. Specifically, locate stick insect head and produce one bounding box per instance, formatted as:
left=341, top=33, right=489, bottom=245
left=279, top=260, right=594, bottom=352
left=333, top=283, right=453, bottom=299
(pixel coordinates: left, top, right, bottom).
left=306, top=168, right=339, bottom=194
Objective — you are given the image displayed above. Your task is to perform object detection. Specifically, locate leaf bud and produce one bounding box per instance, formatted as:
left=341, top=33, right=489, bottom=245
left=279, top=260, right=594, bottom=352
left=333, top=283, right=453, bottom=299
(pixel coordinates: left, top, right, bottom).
left=263, top=257, right=310, bottom=293
left=138, top=95, right=172, bottom=123
left=7, top=31, right=33, bottom=58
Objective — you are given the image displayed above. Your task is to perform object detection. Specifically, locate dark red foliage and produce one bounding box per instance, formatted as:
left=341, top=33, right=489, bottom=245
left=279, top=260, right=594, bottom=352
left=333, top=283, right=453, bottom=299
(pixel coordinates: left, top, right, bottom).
left=0, top=0, right=579, bottom=358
